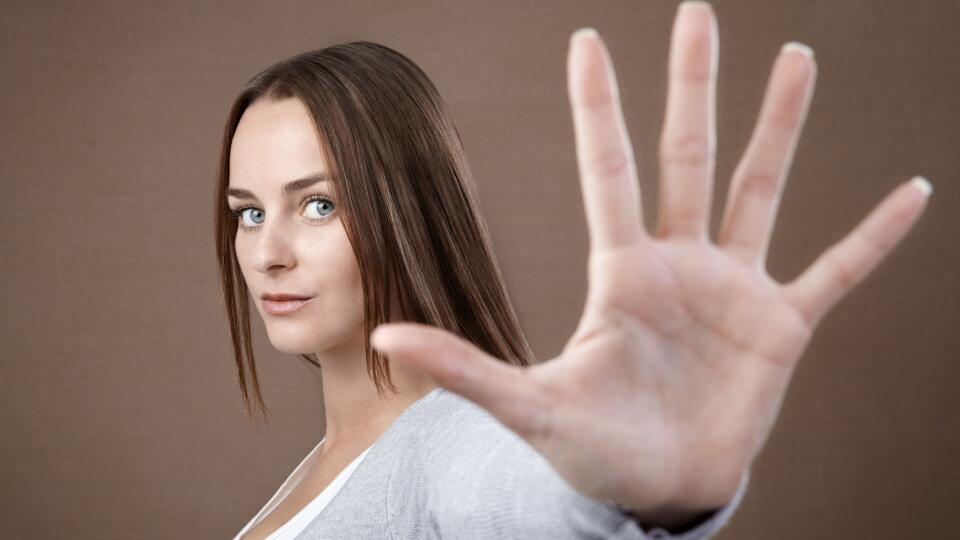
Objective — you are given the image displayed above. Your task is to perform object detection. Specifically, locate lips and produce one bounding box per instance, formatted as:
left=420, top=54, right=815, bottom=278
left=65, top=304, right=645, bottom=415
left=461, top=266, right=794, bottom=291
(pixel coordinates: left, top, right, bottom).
left=261, top=292, right=314, bottom=315
left=262, top=292, right=313, bottom=301
left=262, top=297, right=312, bottom=315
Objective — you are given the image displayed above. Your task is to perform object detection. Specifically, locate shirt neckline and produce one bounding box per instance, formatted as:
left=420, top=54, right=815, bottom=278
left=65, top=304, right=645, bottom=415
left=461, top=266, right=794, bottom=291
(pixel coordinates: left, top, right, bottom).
left=236, top=386, right=446, bottom=538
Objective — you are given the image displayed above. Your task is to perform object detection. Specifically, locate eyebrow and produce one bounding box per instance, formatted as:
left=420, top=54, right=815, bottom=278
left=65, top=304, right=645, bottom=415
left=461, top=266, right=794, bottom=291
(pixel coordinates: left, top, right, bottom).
left=226, top=172, right=332, bottom=200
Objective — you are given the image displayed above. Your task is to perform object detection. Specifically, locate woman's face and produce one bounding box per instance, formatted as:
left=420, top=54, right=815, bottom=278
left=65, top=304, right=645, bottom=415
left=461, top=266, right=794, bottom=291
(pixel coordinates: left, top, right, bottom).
left=227, top=97, right=364, bottom=355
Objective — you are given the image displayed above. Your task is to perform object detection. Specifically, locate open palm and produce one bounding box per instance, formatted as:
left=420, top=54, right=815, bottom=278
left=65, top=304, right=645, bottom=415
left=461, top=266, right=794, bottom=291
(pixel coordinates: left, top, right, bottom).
left=371, top=0, right=931, bottom=522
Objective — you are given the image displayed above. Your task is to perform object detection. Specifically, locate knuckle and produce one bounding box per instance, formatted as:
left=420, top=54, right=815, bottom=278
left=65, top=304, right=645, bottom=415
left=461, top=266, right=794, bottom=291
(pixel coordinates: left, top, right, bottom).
left=856, top=230, right=891, bottom=260
left=587, top=148, right=633, bottom=178
left=573, top=93, right=613, bottom=112
left=762, top=107, right=801, bottom=134
left=823, top=248, right=857, bottom=292
left=734, top=169, right=780, bottom=202
left=660, top=131, right=712, bottom=169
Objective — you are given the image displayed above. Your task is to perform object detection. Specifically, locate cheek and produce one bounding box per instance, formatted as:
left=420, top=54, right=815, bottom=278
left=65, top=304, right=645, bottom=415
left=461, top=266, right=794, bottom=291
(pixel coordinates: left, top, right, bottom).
left=304, top=228, right=364, bottom=320
left=233, top=237, right=254, bottom=284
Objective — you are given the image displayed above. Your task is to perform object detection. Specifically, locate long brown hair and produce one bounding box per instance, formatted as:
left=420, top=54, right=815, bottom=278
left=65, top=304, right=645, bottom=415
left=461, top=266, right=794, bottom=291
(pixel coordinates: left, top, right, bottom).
left=214, top=42, right=534, bottom=425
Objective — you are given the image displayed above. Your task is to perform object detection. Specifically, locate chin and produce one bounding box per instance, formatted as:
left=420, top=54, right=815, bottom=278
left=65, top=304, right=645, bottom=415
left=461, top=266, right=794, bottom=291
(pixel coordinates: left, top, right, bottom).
left=264, top=322, right=362, bottom=356
left=268, top=341, right=313, bottom=355
left=262, top=324, right=324, bottom=355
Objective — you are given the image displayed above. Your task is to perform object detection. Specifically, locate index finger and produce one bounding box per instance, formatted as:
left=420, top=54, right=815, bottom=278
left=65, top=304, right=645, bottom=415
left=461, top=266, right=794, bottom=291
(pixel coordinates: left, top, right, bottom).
left=568, top=28, right=647, bottom=254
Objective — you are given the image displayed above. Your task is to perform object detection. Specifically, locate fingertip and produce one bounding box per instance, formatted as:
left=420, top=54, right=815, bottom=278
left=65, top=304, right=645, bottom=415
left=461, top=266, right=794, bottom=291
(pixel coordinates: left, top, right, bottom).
left=572, top=27, right=598, bottom=43
left=781, top=41, right=814, bottom=60
left=370, top=325, right=397, bottom=350
left=910, top=175, right=933, bottom=197
left=570, top=27, right=602, bottom=63
left=679, top=0, right=713, bottom=14
left=568, top=27, right=619, bottom=105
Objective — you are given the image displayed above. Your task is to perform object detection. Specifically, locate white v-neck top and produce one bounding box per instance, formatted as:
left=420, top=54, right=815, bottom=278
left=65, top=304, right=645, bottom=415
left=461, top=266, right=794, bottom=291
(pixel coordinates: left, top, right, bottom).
left=233, top=437, right=375, bottom=540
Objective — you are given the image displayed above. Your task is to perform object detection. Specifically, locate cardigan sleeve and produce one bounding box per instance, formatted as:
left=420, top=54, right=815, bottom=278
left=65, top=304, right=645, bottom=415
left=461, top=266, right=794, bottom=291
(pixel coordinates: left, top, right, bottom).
left=614, top=468, right=750, bottom=539
left=425, top=422, right=749, bottom=539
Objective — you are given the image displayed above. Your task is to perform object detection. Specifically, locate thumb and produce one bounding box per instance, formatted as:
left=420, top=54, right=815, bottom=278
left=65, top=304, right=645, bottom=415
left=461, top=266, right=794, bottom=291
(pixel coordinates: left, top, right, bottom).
left=370, top=323, right=545, bottom=440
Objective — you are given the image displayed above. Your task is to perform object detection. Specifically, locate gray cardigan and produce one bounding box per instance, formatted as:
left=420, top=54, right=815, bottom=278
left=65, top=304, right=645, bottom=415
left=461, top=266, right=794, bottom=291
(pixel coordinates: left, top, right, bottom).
left=295, top=386, right=749, bottom=539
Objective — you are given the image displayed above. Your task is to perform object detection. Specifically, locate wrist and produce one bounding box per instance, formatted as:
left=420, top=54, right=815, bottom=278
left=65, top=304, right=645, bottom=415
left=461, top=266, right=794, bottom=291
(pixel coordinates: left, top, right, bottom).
left=615, top=466, right=749, bottom=532
left=618, top=500, right=723, bottom=532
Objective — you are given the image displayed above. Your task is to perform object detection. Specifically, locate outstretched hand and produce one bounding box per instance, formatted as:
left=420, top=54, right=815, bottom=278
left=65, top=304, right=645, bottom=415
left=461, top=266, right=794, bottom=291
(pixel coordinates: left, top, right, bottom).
left=370, top=0, right=931, bottom=526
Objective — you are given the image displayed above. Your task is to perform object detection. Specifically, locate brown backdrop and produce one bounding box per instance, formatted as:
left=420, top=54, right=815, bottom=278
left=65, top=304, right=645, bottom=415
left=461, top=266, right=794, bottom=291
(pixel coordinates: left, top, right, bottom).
left=1, top=0, right=956, bottom=538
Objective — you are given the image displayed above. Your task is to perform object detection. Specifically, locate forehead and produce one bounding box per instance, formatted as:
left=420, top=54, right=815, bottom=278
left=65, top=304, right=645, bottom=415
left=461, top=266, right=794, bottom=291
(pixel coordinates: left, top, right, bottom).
left=229, top=97, right=328, bottom=188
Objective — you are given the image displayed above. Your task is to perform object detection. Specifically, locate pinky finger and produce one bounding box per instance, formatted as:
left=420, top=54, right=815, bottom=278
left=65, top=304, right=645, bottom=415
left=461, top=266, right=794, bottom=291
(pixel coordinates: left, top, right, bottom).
left=783, top=176, right=932, bottom=328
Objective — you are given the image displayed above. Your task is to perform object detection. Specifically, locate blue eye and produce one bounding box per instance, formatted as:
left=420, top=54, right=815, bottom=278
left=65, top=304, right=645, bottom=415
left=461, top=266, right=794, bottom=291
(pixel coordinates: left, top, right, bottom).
left=304, top=197, right=336, bottom=220
left=228, top=194, right=336, bottom=232
left=227, top=206, right=265, bottom=231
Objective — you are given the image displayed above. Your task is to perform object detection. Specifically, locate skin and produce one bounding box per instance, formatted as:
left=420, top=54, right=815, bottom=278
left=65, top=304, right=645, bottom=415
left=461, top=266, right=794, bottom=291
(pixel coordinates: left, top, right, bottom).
left=228, top=97, right=439, bottom=538
left=369, top=0, right=932, bottom=531
left=227, top=96, right=437, bottom=455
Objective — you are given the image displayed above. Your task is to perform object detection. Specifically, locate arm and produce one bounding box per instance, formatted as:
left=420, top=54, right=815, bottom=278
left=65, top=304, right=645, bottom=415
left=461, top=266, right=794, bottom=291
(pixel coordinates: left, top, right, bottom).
left=428, top=421, right=749, bottom=539
left=373, top=3, right=927, bottom=538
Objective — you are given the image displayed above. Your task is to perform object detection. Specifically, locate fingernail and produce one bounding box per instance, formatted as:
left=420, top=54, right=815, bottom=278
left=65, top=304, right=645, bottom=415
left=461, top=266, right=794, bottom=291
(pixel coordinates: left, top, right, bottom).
left=573, top=27, right=598, bottom=41
left=782, top=41, right=814, bottom=59
left=910, top=175, right=933, bottom=196
left=680, top=0, right=713, bottom=13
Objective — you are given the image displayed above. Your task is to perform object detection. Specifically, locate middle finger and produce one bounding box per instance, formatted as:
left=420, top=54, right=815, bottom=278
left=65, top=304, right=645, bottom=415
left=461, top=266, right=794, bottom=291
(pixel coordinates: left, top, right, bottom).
left=656, top=1, right=719, bottom=241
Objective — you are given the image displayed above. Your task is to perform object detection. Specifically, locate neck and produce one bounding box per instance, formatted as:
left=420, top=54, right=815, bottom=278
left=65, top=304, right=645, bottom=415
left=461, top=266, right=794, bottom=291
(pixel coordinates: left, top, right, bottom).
left=316, top=325, right=436, bottom=449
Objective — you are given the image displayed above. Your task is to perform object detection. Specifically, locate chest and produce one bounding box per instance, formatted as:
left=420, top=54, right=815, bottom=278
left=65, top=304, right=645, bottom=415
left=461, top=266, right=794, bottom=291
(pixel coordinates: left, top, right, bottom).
left=240, top=451, right=356, bottom=540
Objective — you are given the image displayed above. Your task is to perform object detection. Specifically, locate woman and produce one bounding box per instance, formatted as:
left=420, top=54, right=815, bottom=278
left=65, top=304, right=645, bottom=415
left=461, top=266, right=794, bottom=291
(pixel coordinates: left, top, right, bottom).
left=217, top=2, right=931, bottom=538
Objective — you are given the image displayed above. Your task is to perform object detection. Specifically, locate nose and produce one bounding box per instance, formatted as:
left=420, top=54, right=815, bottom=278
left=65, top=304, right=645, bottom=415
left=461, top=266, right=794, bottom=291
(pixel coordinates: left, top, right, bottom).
left=250, top=216, right=297, bottom=273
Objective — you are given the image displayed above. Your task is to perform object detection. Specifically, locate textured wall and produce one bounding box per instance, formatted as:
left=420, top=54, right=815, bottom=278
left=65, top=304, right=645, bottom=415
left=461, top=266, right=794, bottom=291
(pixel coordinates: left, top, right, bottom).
left=1, top=1, right=956, bottom=538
